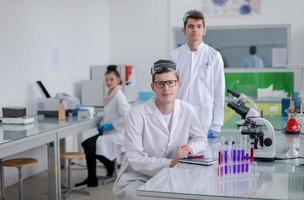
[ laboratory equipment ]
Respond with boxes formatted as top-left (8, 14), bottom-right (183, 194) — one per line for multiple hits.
top-left (1, 117), bottom-right (34, 124)
top-left (58, 99), bottom-right (66, 122)
top-left (282, 134), bottom-right (300, 157)
top-left (36, 81), bottom-right (80, 117)
top-left (2, 107), bottom-right (26, 118)
top-left (227, 89), bottom-right (257, 110)
top-left (285, 97), bottom-right (302, 134)
top-left (81, 65), bottom-right (137, 107)
top-left (1, 107), bottom-right (33, 124)
top-left (217, 139), bottom-right (256, 178)
top-left (77, 109), bottom-right (90, 121)
top-left (227, 101), bottom-right (276, 161)
top-left (286, 118), bottom-right (302, 134)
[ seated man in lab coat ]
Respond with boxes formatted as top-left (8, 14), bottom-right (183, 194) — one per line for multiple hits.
top-left (113, 59), bottom-right (208, 200)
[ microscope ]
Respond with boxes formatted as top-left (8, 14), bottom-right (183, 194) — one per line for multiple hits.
top-left (227, 89), bottom-right (258, 110)
top-left (227, 101), bottom-right (276, 161)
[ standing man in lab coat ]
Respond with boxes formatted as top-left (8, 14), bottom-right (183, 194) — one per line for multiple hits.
top-left (171, 10), bottom-right (225, 138)
top-left (113, 60), bottom-right (208, 200)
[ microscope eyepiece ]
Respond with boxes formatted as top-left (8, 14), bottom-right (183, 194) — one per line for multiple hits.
top-left (227, 101), bottom-right (249, 119)
top-left (227, 89), bottom-right (240, 98)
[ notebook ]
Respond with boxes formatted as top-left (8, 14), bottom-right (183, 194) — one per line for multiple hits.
top-left (179, 157), bottom-right (217, 166)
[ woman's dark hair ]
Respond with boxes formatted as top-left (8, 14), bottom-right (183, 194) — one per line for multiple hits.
top-left (105, 65), bottom-right (121, 78)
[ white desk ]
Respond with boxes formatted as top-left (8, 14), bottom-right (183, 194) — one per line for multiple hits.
top-left (137, 130), bottom-right (304, 200)
top-left (137, 163), bottom-right (304, 200)
top-left (0, 115), bottom-right (101, 200)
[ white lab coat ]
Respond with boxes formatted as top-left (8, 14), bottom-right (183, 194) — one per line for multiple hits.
top-left (171, 42), bottom-right (225, 133)
top-left (242, 55), bottom-right (264, 68)
top-left (96, 89), bottom-right (131, 161)
top-left (113, 98), bottom-right (208, 200)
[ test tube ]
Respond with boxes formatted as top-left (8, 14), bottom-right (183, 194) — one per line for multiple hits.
top-left (237, 144), bottom-right (241, 174)
top-left (245, 153), bottom-right (249, 173)
top-left (68, 112), bottom-right (73, 122)
top-left (232, 141), bottom-right (237, 175)
top-left (241, 148), bottom-right (245, 173)
top-left (224, 141), bottom-right (229, 175)
top-left (250, 145), bottom-right (254, 163)
top-left (250, 161), bottom-right (257, 175)
top-left (218, 150), bottom-right (223, 177)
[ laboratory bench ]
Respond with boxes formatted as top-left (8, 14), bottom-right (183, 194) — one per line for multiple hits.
top-left (0, 114), bottom-right (102, 200)
top-left (137, 116), bottom-right (304, 200)
top-left (137, 162), bottom-right (304, 200)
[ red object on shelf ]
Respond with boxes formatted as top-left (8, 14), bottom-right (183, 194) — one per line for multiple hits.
top-left (286, 117), bottom-right (301, 134)
top-left (125, 65), bottom-right (132, 82)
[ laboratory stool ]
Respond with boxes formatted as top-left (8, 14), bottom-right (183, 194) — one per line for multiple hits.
top-left (61, 152), bottom-right (90, 199)
top-left (2, 158), bottom-right (38, 200)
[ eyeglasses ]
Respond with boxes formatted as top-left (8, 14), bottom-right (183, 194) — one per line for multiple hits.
top-left (154, 80), bottom-right (178, 88)
top-left (151, 62), bottom-right (176, 75)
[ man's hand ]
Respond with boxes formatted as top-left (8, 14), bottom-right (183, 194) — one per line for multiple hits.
top-left (170, 145), bottom-right (193, 167)
top-left (180, 145), bottom-right (193, 155)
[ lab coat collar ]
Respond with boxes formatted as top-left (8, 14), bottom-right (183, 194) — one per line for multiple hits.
top-left (146, 97), bottom-right (179, 114)
top-left (186, 41), bottom-right (205, 52)
top-left (146, 98), bottom-right (180, 135)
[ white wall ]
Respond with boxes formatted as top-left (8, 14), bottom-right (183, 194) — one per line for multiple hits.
top-left (110, 0), bottom-right (170, 91)
top-left (0, 0), bottom-right (110, 114)
top-left (0, 0), bottom-right (110, 186)
top-left (110, 0), bottom-right (304, 91)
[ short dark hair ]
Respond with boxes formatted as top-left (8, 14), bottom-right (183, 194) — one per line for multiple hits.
top-left (249, 46), bottom-right (257, 55)
top-left (105, 65), bottom-right (121, 79)
top-left (152, 60), bottom-right (179, 83)
top-left (183, 10), bottom-right (205, 28)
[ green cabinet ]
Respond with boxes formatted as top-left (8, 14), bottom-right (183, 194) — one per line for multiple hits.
top-left (225, 70), bottom-right (294, 98)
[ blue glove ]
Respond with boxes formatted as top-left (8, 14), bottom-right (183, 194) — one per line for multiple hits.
top-left (207, 129), bottom-right (220, 138)
top-left (97, 123), bottom-right (113, 133)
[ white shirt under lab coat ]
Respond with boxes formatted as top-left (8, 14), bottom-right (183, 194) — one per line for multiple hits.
top-left (96, 89), bottom-right (131, 161)
top-left (113, 98), bottom-right (207, 200)
top-left (171, 42), bottom-right (225, 133)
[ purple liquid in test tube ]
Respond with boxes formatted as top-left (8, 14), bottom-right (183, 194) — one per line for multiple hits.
top-left (237, 149), bottom-right (241, 173)
top-left (224, 150), bottom-right (228, 175)
top-left (245, 153), bottom-right (249, 173)
top-left (224, 141), bottom-right (229, 175)
top-left (241, 149), bottom-right (245, 173)
top-left (218, 150), bottom-right (223, 177)
top-left (241, 149), bottom-right (245, 161)
top-left (220, 152), bottom-right (224, 177)
top-left (232, 142), bottom-right (236, 174)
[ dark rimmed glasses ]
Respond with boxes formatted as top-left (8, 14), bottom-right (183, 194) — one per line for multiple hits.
top-left (154, 80), bottom-right (178, 89)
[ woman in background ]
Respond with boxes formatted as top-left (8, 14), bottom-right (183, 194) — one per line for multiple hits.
top-left (76, 65), bottom-right (131, 187)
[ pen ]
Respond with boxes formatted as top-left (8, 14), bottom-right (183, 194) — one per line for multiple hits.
top-left (187, 154), bottom-right (205, 159)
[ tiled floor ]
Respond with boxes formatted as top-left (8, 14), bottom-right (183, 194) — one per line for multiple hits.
top-left (4, 163), bottom-right (116, 200)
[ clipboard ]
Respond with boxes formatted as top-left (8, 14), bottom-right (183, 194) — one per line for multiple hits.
top-left (179, 157), bottom-right (216, 166)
